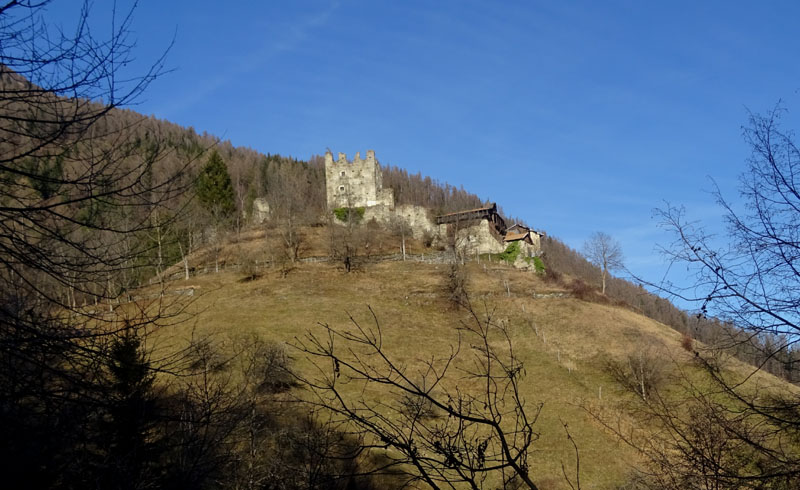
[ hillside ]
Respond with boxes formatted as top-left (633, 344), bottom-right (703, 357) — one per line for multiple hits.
top-left (5, 4), bottom-right (800, 488)
top-left (5, 65), bottom-right (794, 486)
top-left (134, 230), bottom-right (790, 489)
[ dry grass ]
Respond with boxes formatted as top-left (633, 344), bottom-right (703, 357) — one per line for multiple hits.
top-left (136, 250), bottom-right (793, 489)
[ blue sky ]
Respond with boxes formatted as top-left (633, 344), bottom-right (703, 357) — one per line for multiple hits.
top-left (43, 0), bottom-right (800, 290)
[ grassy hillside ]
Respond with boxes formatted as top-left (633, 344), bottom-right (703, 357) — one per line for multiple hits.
top-left (143, 236), bottom-right (761, 488)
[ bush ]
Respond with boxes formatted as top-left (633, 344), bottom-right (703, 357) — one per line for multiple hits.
top-left (543, 267), bottom-right (562, 284)
top-left (447, 261), bottom-right (469, 308)
top-left (533, 256), bottom-right (545, 273)
top-left (568, 278), bottom-right (595, 301)
top-left (605, 347), bottom-right (667, 401)
top-left (681, 333), bottom-right (694, 352)
top-left (524, 255), bottom-right (546, 274)
top-left (421, 230), bottom-right (435, 248)
top-left (333, 207), bottom-right (365, 223)
top-left (496, 241), bottom-right (521, 264)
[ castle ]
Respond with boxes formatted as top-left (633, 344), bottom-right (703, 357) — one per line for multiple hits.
top-left (324, 149), bottom-right (394, 209)
top-left (323, 148), bottom-right (543, 262)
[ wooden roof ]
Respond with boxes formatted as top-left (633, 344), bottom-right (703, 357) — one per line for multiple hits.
top-left (504, 232), bottom-right (529, 242)
top-left (436, 203), bottom-right (497, 218)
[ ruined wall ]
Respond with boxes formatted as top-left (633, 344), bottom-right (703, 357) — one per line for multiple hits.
top-left (364, 204), bottom-right (437, 239)
top-left (527, 233), bottom-right (542, 253)
top-left (435, 220), bottom-right (507, 256)
top-left (518, 240), bottom-right (540, 257)
top-left (325, 150), bottom-right (394, 209)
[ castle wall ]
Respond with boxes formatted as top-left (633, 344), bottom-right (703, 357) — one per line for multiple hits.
top-left (434, 220), bottom-right (507, 256)
top-left (364, 204), bottom-right (435, 238)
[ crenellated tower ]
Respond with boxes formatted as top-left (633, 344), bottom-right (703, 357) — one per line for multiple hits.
top-left (324, 149), bottom-right (394, 209)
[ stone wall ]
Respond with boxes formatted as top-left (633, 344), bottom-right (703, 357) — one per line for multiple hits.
top-left (364, 204), bottom-right (507, 255)
top-left (363, 204), bottom-right (437, 240)
top-left (518, 240), bottom-right (539, 258)
top-left (324, 149), bottom-right (394, 209)
top-left (437, 220), bottom-right (508, 256)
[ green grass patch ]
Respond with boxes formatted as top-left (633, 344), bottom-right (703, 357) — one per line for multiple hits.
top-left (525, 255), bottom-right (546, 274)
top-left (333, 206), bottom-right (365, 223)
top-left (496, 241), bottom-right (521, 264)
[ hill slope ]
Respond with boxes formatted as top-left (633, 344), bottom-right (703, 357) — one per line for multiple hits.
top-left (149, 252), bottom-right (737, 489)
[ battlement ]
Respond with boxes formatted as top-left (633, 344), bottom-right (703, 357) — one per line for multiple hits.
top-left (324, 149), bottom-right (377, 166)
top-left (324, 149), bottom-right (393, 210)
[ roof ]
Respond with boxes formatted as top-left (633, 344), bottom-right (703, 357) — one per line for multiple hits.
top-left (436, 203), bottom-right (497, 218)
top-left (504, 232), bottom-right (530, 242)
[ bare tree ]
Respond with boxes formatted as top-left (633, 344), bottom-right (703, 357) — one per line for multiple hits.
top-left (390, 214), bottom-right (412, 261)
top-left (328, 206), bottom-right (366, 273)
top-left (604, 345), bottom-right (666, 402)
top-left (0, 3), bottom-right (210, 485)
top-left (293, 305), bottom-right (555, 489)
top-left (267, 162), bottom-right (313, 266)
top-left (598, 105), bottom-right (800, 488)
top-left (582, 232), bottom-right (623, 294)
top-left (588, 352), bottom-right (800, 489)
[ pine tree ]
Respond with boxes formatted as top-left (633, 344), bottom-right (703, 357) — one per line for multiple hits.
top-left (98, 330), bottom-right (163, 490)
top-left (196, 150), bottom-right (236, 219)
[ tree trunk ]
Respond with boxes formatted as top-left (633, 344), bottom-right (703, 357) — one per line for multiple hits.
top-left (178, 242), bottom-right (190, 280)
top-left (601, 268), bottom-right (607, 295)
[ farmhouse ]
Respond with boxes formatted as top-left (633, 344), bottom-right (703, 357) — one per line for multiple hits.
top-left (503, 223), bottom-right (545, 258)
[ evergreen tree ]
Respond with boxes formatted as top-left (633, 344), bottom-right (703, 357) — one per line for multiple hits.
top-left (196, 150), bottom-right (236, 219)
top-left (97, 330), bottom-right (164, 490)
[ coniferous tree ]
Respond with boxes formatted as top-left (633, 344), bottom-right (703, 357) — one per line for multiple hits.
top-left (98, 331), bottom-right (163, 490)
top-left (196, 149), bottom-right (236, 219)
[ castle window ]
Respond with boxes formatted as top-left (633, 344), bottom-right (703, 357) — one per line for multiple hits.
top-left (340, 171), bottom-right (345, 177)
top-left (339, 186), bottom-right (345, 192)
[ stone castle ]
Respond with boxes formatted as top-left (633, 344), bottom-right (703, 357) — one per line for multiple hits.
top-left (324, 150), bottom-right (394, 209)
top-left (323, 149), bottom-right (543, 262)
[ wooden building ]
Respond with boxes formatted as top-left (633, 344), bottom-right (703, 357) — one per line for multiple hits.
top-left (435, 203), bottom-right (507, 234)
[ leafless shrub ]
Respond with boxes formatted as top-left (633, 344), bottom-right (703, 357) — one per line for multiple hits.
top-left (605, 346), bottom-right (666, 402)
top-left (446, 260), bottom-right (470, 308)
top-left (542, 267), bottom-right (563, 285)
top-left (680, 333), bottom-right (694, 352)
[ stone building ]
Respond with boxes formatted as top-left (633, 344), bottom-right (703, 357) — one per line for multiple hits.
top-left (504, 224), bottom-right (544, 257)
top-left (435, 204), bottom-right (508, 255)
top-left (324, 149), bottom-right (394, 209)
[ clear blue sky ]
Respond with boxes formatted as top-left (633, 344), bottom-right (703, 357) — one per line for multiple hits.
top-left (42, 0), bottom-right (800, 288)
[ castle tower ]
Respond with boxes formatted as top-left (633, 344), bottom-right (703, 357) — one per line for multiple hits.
top-left (324, 149), bottom-right (393, 209)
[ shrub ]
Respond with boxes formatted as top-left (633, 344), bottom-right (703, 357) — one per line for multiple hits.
top-left (568, 278), bottom-right (595, 301)
top-left (605, 347), bottom-right (667, 401)
top-left (497, 241), bottom-right (521, 264)
top-left (399, 393), bottom-right (437, 420)
top-left (447, 261), bottom-right (469, 308)
top-left (533, 256), bottom-right (545, 273)
top-left (681, 333), bottom-right (694, 352)
top-left (543, 267), bottom-right (562, 284)
top-left (421, 230), bottom-right (435, 248)
top-left (333, 207), bottom-right (365, 223)
top-left (530, 256), bottom-right (546, 274)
